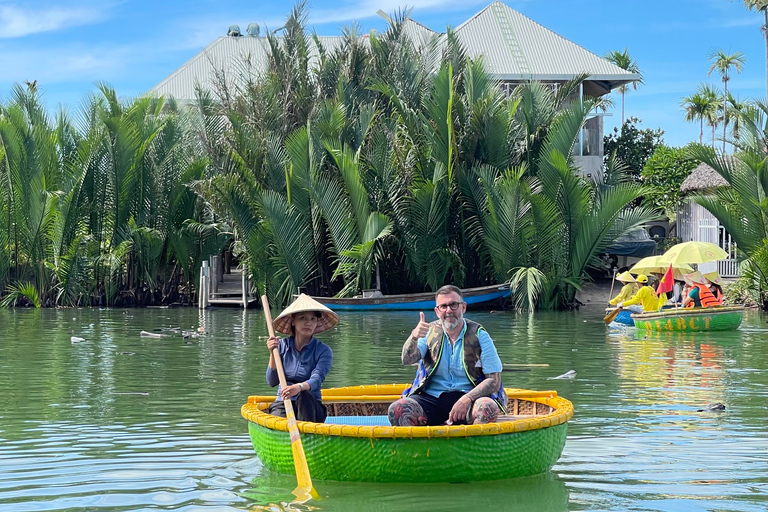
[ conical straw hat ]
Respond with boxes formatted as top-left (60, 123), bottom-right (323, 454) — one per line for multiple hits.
top-left (273, 293), bottom-right (339, 335)
top-left (683, 271), bottom-right (707, 285)
top-left (616, 271), bottom-right (636, 283)
top-left (703, 271), bottom-right (722, 285)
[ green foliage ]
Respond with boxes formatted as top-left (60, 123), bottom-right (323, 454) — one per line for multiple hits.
top-left (0, 282), bottom-right (41, 308)
top-left (641, 144), bottom-right (698, 217)
top-left (686, 102), bottom-right (768, 310)
top-left (0, 3), bottom-right (662, 311)
top-left (603, 117), bottom-right (664, 177)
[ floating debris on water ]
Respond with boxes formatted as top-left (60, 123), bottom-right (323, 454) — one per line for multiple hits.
top-left (548, 370), bottom-right (577, 380)
top-left (697, 403), bottom-right (726, 412)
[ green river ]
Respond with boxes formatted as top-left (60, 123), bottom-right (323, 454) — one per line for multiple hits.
top-left (0, 307), bottom-right (766, 511)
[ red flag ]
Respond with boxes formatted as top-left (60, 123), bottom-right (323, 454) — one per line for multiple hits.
top-left (656, 264), bottom-right (674, 295)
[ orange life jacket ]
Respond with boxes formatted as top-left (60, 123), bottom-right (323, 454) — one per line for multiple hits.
top-left (693, 283), bottom-right (719, 308)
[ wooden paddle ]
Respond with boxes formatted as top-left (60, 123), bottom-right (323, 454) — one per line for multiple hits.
top-left (261, 295), bottom-right (318, 502)
top-left (608, 269), bottom-right (617, 302)
top-left (603, 307), bottom-right (622, 324)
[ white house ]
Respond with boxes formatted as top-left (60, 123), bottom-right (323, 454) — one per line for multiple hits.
top-left (678, 161), bottom-right (739, 277)
top-left (151, 2), bottom-right (640, 176)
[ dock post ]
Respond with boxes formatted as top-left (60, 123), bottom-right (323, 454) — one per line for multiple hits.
top-left (201, 260), bottom-right (210, 309)
top-left (198, 265), bottom-right (204, 309)
top-left (242, 270), bottom-right (247, 309)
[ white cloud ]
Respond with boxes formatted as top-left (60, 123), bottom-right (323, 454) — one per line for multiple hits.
top-left (0, 4), bottom-right (107, 38)
top-left (309, 0), bottom-right (488, 26)
top-left (0, 43), bottom-right (132, 83)
top-left (171, 0), bottom-right (491, 51)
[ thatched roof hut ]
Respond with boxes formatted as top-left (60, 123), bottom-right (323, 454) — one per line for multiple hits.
top-left (680, 161), bottom-right (730, 192)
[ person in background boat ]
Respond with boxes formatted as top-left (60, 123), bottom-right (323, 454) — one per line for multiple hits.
top-left (388, 285), bottom-right (507, 427)
top-left (265, 294), bottom-right (336, 423)
top-left (703, 271), bottom-right (724, 305)
top-left (616, 274), bottom-right (662, 313)
top-left (682, 271), bottom-right (719, 308)
top-left (671, 279), bottom-right (685, 304)
top-left (609, 272), bottom-right (638, 306)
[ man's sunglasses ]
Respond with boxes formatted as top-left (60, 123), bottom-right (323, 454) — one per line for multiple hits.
top-left (435, 301), bottom-right (463, 312)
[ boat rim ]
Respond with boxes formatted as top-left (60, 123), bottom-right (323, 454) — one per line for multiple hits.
top-left (631, 305), bottom-right (744, 320)
top-left (241, 384), bottom-right (574, 439)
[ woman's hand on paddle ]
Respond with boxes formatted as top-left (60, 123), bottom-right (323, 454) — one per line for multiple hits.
top-left (412, 312), bottom-right (430, 339)
top-left (281, 384), bottom-right (301, 400)
top-left (266, 336), bottom-right (279, 351)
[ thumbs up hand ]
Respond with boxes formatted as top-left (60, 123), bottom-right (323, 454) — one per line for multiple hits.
top-left (411, 311), bottom-right (431, 339)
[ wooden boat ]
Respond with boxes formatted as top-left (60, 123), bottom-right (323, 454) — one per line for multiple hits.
top-left (241, 383), bottom-right (573, 483)
top-left (309, 284), bottom-right (510, 311)
top-left (605, 307), bottom-right (634, 326)
top-left (631, 305), bottom-right (744, 332)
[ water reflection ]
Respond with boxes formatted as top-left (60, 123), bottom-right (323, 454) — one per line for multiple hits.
top-left (242, 472), bottom-right (568, 512)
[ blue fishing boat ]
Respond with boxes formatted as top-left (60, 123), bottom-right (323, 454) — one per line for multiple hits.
top-left (310, 284), bottom-right (510, 311)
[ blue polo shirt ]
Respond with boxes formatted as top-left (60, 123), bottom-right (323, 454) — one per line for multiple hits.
top-left (416, 320), bottom-right (503, 398)
top-left (266, 336), bottom-right (332, 401)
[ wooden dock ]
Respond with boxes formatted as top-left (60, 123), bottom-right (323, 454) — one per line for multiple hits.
top-left (199, 258), bottom-right (257, 309)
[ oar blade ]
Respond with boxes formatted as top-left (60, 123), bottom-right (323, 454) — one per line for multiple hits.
top-left (603, 308), bottom-right (621, 324)
top-left (289, 434), bottom-right (313, 490)
top-left (291, 484), bottom-right (319, 503)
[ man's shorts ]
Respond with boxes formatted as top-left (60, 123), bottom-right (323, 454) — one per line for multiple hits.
top-left (409, 391), bottom-right (468, 426)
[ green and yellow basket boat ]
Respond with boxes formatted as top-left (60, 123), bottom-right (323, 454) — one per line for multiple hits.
top-left (631, 305), bottom-right (744, 332)
top-left (241, 384), bottom-right (573, 483)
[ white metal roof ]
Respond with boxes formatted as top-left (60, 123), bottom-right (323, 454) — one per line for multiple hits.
top-left (448, 2), bottom-right (639, 83)
top-left (151, 1), bottom-right (639, 100)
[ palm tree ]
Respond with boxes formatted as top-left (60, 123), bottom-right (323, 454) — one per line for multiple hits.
top-left (708, 49), bottom-right (746, 154)
top-left (681, 84), bottom-right (720, 145)
top-left (743, 0), bottom-right (768, 100)
top-left (681, 92), bottom-right (709, 144)
top-left (725, 93), bottom-right (750, 148)
top-left (603, 48), bottom-right (643, 124)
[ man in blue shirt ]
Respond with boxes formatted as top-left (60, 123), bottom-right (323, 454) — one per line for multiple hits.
top-left (388, 285), bottom-right (506, 426)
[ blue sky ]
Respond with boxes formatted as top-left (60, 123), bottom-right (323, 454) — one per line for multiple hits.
top-left (1, 0), bottom-right (764, 147)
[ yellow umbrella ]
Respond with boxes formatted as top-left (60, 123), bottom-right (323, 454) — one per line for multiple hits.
top-left (660, 241), bottom-right (728, 265)
top-left (629, 255), bottom-right (693, 279)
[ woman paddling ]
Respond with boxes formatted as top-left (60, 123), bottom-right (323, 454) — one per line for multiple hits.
top-left (266, 294), bottom-right (338, 423)
top-left (609, 271), bottom-right (638, 306)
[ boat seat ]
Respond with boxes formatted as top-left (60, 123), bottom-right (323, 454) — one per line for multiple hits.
top-left (325, 415), bottom-right (390, 426)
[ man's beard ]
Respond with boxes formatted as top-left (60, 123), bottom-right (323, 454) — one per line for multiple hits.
top-left (441, 314), bottom-right (462, 330)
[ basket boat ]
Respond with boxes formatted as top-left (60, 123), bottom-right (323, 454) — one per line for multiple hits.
top-left (605, 307), bottom-right (634, 326)
top-left (631, 305), bottom-right (744, 332)
top-left (241, 384), bottom-right (573, 483)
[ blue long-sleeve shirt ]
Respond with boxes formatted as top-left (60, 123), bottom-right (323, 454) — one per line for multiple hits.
top-left (266, 336), bottom-right (332, 401)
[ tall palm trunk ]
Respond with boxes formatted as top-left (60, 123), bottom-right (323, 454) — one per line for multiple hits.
top-left (722, 76), bottom-right (728, 154)
top-left (699, 117), bottom-right (704, 144)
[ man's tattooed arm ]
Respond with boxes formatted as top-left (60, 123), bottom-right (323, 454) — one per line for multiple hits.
top-left (401, 335), bottom-right (422, 365)
top-left (465, 372), bottom-right (501, 401)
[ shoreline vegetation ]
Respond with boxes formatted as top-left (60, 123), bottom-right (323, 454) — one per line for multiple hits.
top-left (0, 4), bottom-right (765, 311)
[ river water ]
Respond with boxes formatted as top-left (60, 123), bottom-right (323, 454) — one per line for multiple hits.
top-left (0, 306), bottom-right (765, 511)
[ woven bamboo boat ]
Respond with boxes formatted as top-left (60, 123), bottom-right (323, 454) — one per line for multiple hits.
top-left (241, 384), bottom-right (573, 483)
top-left (631, 305), bottom-right (744, 332)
